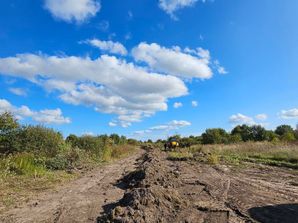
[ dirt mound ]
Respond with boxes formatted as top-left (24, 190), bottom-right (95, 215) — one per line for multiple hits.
top-left (99, 150), bottom-right (232, 223)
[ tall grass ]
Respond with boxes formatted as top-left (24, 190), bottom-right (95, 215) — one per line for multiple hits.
top-left (190, 142), bottom-right (298, 168)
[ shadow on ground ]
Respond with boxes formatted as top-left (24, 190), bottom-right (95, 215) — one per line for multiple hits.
top-left (248, 203), bottom-right (298, 223)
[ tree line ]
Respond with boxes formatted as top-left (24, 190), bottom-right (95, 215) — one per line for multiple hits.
top-left (150, 124), bottom-right (298, 146)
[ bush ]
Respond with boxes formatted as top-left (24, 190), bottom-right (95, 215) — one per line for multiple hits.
top-left (45, 155), bottom-right (69, 170)
top-left (19, 125), bottom-right (65, 157)
top-left (0, 112), bottom-right (21, 154)
top-left (202, 128), bottom-right (229, 144)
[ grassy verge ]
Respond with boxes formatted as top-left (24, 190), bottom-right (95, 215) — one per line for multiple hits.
top-left (0, 145), bottom-right (137, 212)
top-left (166, 142), bottom-right (298, 168)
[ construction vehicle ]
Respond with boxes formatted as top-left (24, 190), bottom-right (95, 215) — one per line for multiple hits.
top-left (164, 138), bottom-right (179, 151)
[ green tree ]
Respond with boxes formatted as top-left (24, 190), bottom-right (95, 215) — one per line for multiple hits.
top-left (202, 128), bottom-right (229, 144)
top-left (281, 132), bottom-right (296, 142)
top-left (250, 125), bottom-right (267, 141)
top-left (231, 125), bottom-right (253, 142)
top-left (0, 112), bottom-right (21, 154)
top-left (275, 125), bottom-right (294, 136)
top-left (19, 125), bottom-right (65, 157)
top-left (66, 134), bottom-right (79, 147)
top-left (264, 130), bottom-right (279, 142)
top-left (110, 134), bottom-right (121, 145)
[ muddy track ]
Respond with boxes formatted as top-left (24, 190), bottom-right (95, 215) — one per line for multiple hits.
top-left (100, 149), bottom-right (298, 223)
top-left (1, 148), bottom-right (298, 223)
top-left (0, 151), bottom-right (143, 223)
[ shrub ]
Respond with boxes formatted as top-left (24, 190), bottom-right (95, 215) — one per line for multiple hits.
top-left (45, 155), bottom-right (69, 170)
top-left (202, 128), bottom-right (229, 144)
top-left (19, 125), bottom-right (65, 157)
top-left (0, 112), bottom-right (21, 154)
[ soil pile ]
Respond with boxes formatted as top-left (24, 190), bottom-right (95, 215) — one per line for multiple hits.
top-left (100, 149), bottom-right (234, 223)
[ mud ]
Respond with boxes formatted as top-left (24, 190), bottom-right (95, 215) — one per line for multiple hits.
top-left (100, 149), bottom-right (298, 223)
top-left (1, 148), bottom-right (298, 223)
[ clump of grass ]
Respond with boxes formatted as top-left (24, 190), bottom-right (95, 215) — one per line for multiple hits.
top-left (0, 153), bottom-right (46, 177)
top-left (206, 153), bottom-right (219, 165)
top-left (168, 151), bottom-right (193, 161)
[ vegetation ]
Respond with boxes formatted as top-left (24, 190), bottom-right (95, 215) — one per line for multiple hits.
top-left (158, 124), bottom-right (298, 147)
top-left (0, 112), bottom-right (139, 211)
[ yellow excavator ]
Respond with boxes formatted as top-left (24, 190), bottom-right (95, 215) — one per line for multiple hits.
top-left (164, 138), bottom-right (179, 151)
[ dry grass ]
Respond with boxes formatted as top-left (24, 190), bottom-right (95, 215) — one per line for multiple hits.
top-left (0, 145), bottom-right (139, 212)
top-left (190, 142), bottom-right (298, 168)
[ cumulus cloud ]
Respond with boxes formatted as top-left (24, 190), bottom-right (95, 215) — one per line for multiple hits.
top-left (159, 0), bottom-right (200, 19)
top-left (0, 53), bottom-right (187, 127)
top-left (44, 0), bottom-right (100, 23)
top-left (0, 41), bottom-right (223, 127)
top-left (134, 120), bottom-right (191, 135)
top-left (83, 39), bottom-right (127, 55)
top-left (255, 113), bottom-right (268, 121)
top-left (132, 43), bottom-right (212, 79)
top-left (229, 113), bottom-right (270, 127)
top-left (0, 98), bottom-right (70, 124)
top-left (173, 102), bottom-right (183, 108)
top-left (191, 100), bottom-right (198, 107)
top-left (8, 87), bottom-right (27, 96)
top-left (279, 108), bottom-right (298, 119)
top-left (229, 113), bottom-right (255, 125)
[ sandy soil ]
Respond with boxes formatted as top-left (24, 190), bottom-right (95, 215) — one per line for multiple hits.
top-left (1, 148), bottom-right (298, 223)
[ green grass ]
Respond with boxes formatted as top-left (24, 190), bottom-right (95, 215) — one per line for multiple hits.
top-left (0, 145), bottom-right (138, 212)
top-left (189, 142), bottom-right (298, 168)
top-left (168, 151), bottom-right (193, 161)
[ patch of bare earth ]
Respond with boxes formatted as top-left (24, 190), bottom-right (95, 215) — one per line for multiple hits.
top-left (101, 149), bottom-right (298, 223)
top-left (0, 150), bottom-right (143, 223)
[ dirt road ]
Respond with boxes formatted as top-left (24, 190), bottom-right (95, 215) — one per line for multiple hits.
top-left (0, 151), bottom-right (143, 223)
top-left (101, 149), bottom-right (298, 223)
top-left (1, 148), bottom-right (298, 223)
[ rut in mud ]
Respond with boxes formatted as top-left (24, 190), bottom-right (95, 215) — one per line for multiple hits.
top-left (100, 148), bottom-right (298, 223)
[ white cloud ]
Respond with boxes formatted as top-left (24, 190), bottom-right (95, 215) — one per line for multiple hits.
top-left (255, 113), bottom-right (268, 121)
top-left (8, 87), bottom-right (27, 96)
top-left (0, 99), bottom-right (70, 124)
top-left (108, 121), bottom-right (117, 127)
top-left (82, 131), bottom-right (95, 136)
top-left (44, 0), bottom-right (100, 23)
top-left (279, 108), bottom-right (298, 119)
top-left (159, 0), bottom-right (199, 19)
top-left (173, 102), bottom-right (183, 108)
top-left (213, 60), bottom-right (228, 74)
top-left (0, 53), bottom-right (187, 127)
top-left (134, 120), bottom-right (191, 136)
top-left (229, 113), bottom-right (255, 125)
top-left (84, 39), bottom-right (127, 55)
top-left (191, 100), bottom-right (198, 107)
top-left (132, 43), bottom-right (212, 79)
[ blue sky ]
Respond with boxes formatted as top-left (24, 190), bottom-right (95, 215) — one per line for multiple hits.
top-left (0, 0), bottom-right (297, 140)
